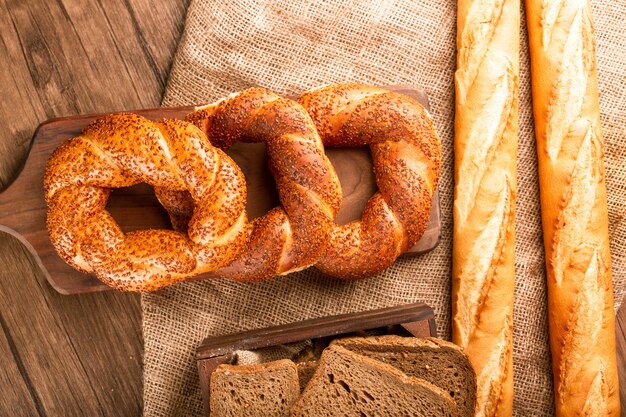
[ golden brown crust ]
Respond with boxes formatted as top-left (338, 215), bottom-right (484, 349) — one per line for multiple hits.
top-left (525, 0), bottom-right (620, 415)
top-left (451, 0), bottom-right (518, 416)
top-left (171, 84), bottom-right (440, 281)
top-left (298, 84), bottom-right (441, 279)
top-left (183, 88), bottom-right (343, 282)
top-left (44, 113), bottom-right (248, 292)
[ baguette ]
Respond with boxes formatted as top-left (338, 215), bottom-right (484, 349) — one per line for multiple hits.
top-left (452, 0), bottom-right (519, 416)
top-left (525, 0), bottom-right (620, 415)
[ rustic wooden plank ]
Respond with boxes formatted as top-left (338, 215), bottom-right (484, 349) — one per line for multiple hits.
top-left (0, 0), bottom-right (188, 188)
top-left (196, 303), bottom-right (436, 359)
top-left (0, 0), bottom-right (48, 188)
top-left (0, 234), bottom-right (116, 416)
top-left (0, 0), bottom-right (187, 415)
top-left (100, 0), bottom-right (189, 91)
top-left (46, 292), bottom-right (143, 416)
top-left (0, 313), bottom-right (42, 417)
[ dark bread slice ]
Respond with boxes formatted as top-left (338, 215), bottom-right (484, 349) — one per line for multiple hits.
top-left (332, 336), bottom-right (476, 417)
top-left (291, 345), bottom-right (458, 417)
top-left (296, 361), bottom-right (317, 392)
top-left (210, 359), bottom-right (299, 417)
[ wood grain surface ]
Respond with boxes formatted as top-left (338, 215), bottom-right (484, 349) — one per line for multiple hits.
top-left (0, 0), bottom-right (623, 415)
top-left (0, 86), bottom-right (440, 294)
top-left (0, 0), bottom-right (187, 415)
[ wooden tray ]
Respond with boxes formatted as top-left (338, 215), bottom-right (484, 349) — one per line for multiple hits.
top-left (0, 85), bottom-right (441, 294)
top-left (196, 302), bottom-right (437, 416)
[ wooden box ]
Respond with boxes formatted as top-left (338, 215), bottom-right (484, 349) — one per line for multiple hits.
top-left (195, 302), bottom-right (437, 415)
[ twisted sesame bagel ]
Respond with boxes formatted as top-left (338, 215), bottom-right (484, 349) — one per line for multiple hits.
top-left (297, 84), bottom-right (441, 279)
top-left (44, 113), bottom-right (248, 291)
top-left (173, 85), bottom-right (441, 280)
top-left (181, 88), bottom-right (342, 282)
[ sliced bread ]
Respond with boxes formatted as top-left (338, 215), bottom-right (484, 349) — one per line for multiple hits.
top-left (210, 359), bottom-right (299, 417)
top-left (296, 361), bottom-right (318, 392)
top-left (331, 336), bottom-right (476, 417)
top-left (291, 345), bottom-right (459, 416)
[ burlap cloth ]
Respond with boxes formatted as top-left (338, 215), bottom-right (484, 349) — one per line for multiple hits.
top-left (142, 1), bottom-right (626, 416)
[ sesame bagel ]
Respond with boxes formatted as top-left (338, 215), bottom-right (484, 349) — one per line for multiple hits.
top-left (173, 84), bottom-right (441, 280)
top-left (44, 113), bottom-right (248, 291)
top-left (298, 84), bottom-right (441, 279)
top-left (182, 88), bottom-right (343, 282)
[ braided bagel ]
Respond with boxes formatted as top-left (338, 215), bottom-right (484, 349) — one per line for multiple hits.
top-left (181, 88), bottom-right (342, 282)
top-left (44, 113), bottom-right (248, 291)
top-left (297, 84), bottom-right (441, 279)
top-left (175, 84), bottom-right (440, 280)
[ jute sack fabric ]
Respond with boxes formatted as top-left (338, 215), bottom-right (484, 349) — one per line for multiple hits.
top-left (142, 1), bottom-right (626, 416)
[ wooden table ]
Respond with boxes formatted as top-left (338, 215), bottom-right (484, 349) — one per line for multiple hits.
top-left (0, 0), bottom-right (624, 415)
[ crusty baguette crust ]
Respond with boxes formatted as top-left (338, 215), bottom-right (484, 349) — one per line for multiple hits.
top-left (452, 0), bottom-right (519, 416)
top-left (525, 0), bottom-right (620, 415)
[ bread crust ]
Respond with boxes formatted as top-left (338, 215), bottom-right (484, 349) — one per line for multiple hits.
top-left (210, 359), bottom-right (299, 417)
top-left (298, 84), bottom-right (441, 279)
top-left (451, 0), bottom-right (519, 415)
top-left (292, 345), bottom-right (458, 416)
top-left (331, 336), bottom-right (477, 417)
top-left (184, 88), bottom-right (343, 281)
top-left (44, 114), bottom-right (248, 291)
top-left (181, 84), bottom-right (441, 281)
top-left (525, 0), bottom-right (620, 415)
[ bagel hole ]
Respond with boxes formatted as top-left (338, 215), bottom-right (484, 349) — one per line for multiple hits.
top-left (104, 142), bottom-right (282, 231)
top-left (226, 142), bottom-right (280, 220)
top-left (106, 183), bottom-right (172, 232)
top-left (104, 144), bottom-right (378, 231)
top-left (325, 147), bottom-right (377, 225)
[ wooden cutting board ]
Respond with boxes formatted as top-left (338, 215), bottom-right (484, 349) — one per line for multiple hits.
top-left (0, 85), bottom-right (441, 294)
top-left (196, 302), bottom-right (437, 416)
